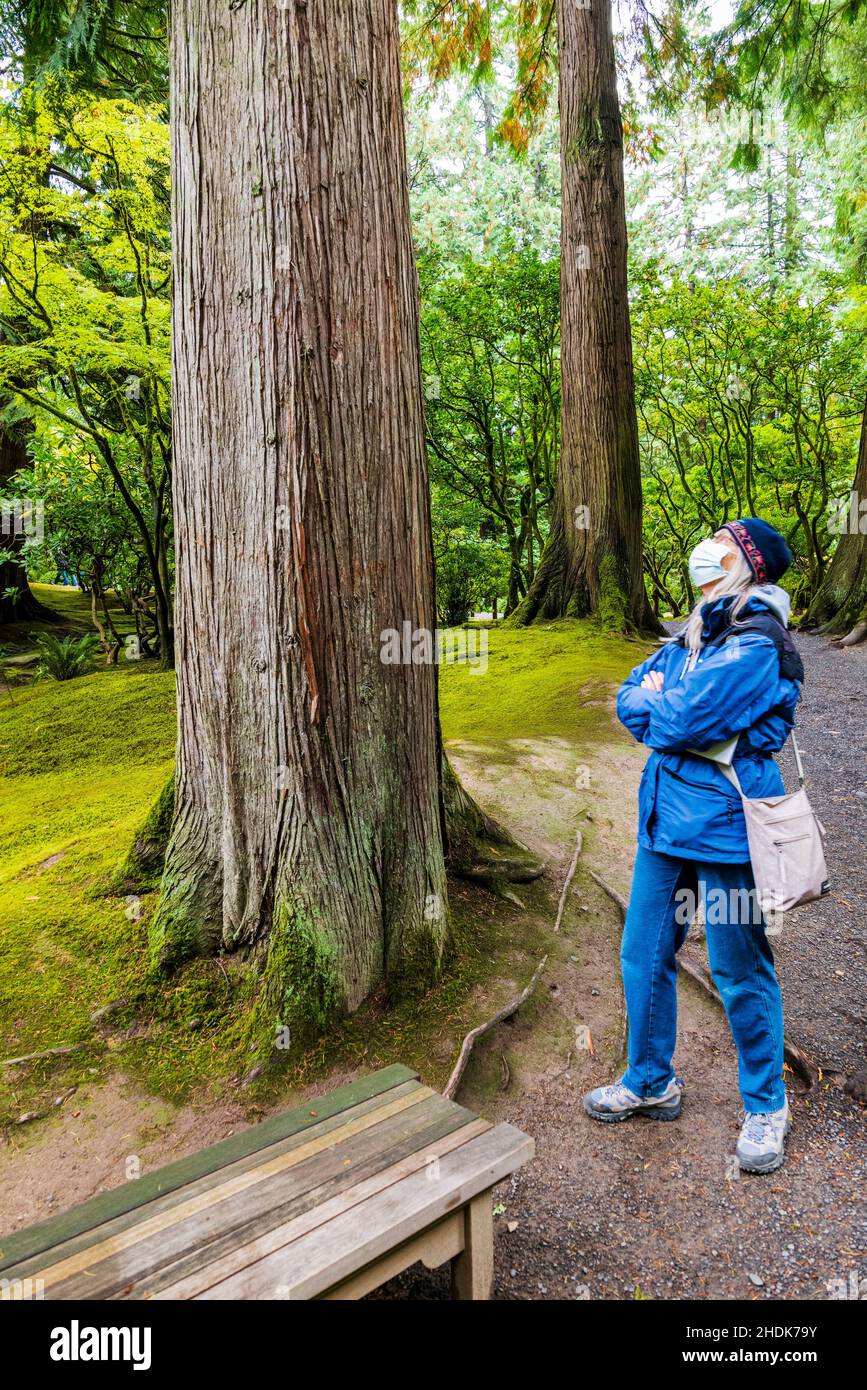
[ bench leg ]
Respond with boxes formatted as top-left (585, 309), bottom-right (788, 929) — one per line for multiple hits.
top-left (450, 1191), bottom-right (494, 1300)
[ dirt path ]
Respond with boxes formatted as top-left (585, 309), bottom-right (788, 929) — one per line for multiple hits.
top-left (773, 631), bottom-right (867, 1079)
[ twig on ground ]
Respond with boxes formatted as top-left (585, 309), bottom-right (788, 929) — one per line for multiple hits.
top-left (554, 830), bottom-right (583, 932)
top-left (444, 953), bottom-right (548, 1100)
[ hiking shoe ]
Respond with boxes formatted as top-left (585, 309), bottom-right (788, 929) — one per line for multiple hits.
top-left (583, 1074), bottom-right (683, 1123)
top-left (736, 1102), bottom-right (791, 1173)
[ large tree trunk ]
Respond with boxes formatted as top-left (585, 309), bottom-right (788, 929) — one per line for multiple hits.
top-left (511, 0), bottom-right (658, 632)
top-left (806, 394), bottom-right (867, 645)
top-left (0, 425), bottom-right (57, 625)
top-left (156, 0), bottom-right (450, 1034)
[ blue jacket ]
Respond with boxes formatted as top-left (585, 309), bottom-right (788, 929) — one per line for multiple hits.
top-left (616, 587), bottom-right (802, 862)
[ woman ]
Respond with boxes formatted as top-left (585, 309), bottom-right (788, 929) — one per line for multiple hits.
top-left (583, 517), bottom-right (803, 1174)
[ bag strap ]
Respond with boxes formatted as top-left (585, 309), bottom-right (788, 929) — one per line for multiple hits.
top-left (790, 728), bottom-right (806, 788)
top-left (714, 727), bottom-right (805, 794)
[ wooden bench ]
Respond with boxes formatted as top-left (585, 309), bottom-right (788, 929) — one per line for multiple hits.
top-left (0, 1064), bottom-right (534, 1300)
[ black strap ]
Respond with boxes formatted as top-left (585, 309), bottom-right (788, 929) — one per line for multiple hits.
top-left (674, 610), bottom-right (804, 684)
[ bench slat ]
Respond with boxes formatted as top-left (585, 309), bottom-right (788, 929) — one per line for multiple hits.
top-left (193, 1122), bottom-right (534, 1300)
top-left (0, 1063), bottom-right (418, 1275)
top-left (127, 1105), bottom-right (486, 1299)
top-left (153, 1115), bottom-right (493, 1300)
top-left (10, 1083), bottom-right (446, 1297)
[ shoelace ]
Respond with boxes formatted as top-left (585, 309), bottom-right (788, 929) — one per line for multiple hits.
top-left (605, 1083), bottom-right (638, 1105)
top-left (742, 1112), bottom-right (777, 1144)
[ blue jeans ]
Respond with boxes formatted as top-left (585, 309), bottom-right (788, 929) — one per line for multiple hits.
top-left (620, 845), bottom-right (786, 1113)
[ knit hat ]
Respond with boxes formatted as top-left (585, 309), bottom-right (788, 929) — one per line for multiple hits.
top-left (719, 517), bottom-right (793, 585)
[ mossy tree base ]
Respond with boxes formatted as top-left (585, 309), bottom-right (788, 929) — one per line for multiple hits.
top-left (506, 511), bottom-right (662, 636)
top-left (804, 393), bottom-right (867, 646)
top-left (442, 755), bottom-right (544, 893)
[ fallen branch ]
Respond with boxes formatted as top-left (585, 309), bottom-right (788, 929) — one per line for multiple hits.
top-left (444, 954), bottom-right (548, 1100)
top-left (589, 868), bottom-right (627, 917)
top-left (554, 830), bottom-right (583, 932)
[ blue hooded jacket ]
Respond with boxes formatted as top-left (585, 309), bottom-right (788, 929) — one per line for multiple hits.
top-left (616, 586), bottom-right (803, 862)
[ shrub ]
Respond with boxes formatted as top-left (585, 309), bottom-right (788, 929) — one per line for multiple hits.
top-left (34, 632), bottom-right (101, 681)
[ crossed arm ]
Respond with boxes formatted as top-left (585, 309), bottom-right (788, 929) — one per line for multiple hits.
top-left (616, 636), bottom-right (784, 752)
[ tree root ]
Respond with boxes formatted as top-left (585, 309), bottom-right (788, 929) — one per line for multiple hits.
top-left (554, 830), bottom-right (583, 932)
top-left (442, 754), bottom-right (545, 890)
top-left (443, 953), bottom-right (548, 1100)
top-left (829, 618), bottom-right (867, 648)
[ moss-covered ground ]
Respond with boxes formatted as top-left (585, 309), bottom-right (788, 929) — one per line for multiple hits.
top-left (0, 593), bottom-right (650, 1130)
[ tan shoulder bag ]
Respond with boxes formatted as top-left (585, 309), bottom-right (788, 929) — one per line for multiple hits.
top-left (715, 731), bottom-right (830, 917)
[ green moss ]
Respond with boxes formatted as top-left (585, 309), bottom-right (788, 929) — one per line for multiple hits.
top-left (438, 618), bottom-right (641, 744)
top-left (248, 902), bottom-right (342, 1055)
top-left (595, 553), bottom-right (630, 632)
top-left (112, 773), bottom-right (175, 893)
top-left (386, 919), bottom-right (444, 1005)
top-left (1, 600), bottom-right (650, 1122)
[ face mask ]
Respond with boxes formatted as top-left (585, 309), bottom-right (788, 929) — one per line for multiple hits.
top-left (688, 538), bottom-right (730, 589)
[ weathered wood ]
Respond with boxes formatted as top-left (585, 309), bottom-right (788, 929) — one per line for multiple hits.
top-left (451, 1191), bottom-right (494, 1300)
top-left (11, 1084), bottom-right (439, 1297)
top-left (3, 1065), bottom-right (534, 1302)
top-left (132, 1104), bottom-right (483, 1300)
top-left (0, 1063), bottom-right (417, 1271)
top-left (193, 1123), bottom-right (534, 1300)
top-left (154, 1117), bottom-right (492, 1300)
top-left (320, 1213), bottom-right (464, 1300)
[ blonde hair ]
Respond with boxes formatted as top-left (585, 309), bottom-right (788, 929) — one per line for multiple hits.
top-left (683, 540), bottom-right (759, 665)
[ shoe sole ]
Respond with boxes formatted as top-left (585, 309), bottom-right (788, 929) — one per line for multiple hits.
top-left (583, 1097), bottom-right (682, 1124)
top-left (737, 1119), bottom-right (792, 1174)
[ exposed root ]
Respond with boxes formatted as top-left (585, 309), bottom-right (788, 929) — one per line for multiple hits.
top-left (829, 619), bottom-right (867, 648)
top-left (443, 753), bottom-right (545, 890)
top-left (554, 830), bottom-right (583, 932)
top-left (444, 953), bottom-right (548, 1100)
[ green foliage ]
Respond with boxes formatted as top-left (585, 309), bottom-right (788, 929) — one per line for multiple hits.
top-left (0, 83), bottom-right (174, 659)
top-left (421, 244), bottom-right (559, 614)
top-left (0, 0), bottom-right (168, 103)
top-left (34, 629), bottom-right (100, 679)
top-left (632, 270), bottom-right (866, 615)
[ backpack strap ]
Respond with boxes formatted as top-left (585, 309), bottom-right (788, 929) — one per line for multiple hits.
top-left (673, 608), bottom-right (804, 685)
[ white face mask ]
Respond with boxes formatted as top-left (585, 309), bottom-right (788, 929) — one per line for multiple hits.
top-left (688, 538), bottom-right (731, 589)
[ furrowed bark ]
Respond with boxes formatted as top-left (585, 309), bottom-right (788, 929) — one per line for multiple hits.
top-left (155, 0), bottom-right (449, 1033)
top-left (510, 1), bottom-right (659, 634)
top-left (806, 393), bottom-right (867, 645)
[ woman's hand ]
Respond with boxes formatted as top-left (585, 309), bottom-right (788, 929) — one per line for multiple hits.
top-left (641, 671), bottom-right (664, 691)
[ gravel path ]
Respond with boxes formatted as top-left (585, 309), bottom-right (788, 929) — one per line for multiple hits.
top-left (774, 630), bottom-right (867, 1081)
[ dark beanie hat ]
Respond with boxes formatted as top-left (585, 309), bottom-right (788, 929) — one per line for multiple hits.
top-left (719, 517), bottom-right (792, 585)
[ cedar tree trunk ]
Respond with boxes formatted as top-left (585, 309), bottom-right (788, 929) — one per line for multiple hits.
top-left (155, 0), bottom-right (450, 1030)
top-left (512, 0), bottom-right (658, 632)
top-left (806, 393), bottom-right (867, 645)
